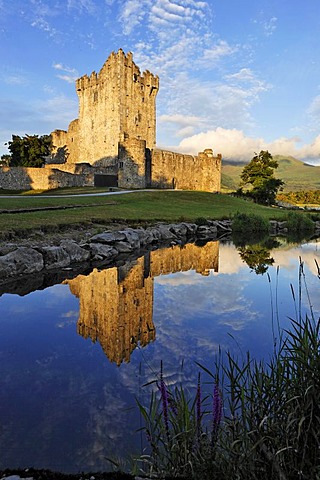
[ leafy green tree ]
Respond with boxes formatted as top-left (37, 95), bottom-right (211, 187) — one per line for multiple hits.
top-left (238, 243), bottom-right (275, 275)
top-left (1, 134), bottom-right (52, 167)
top-left (240, 150), bottom-right (284, 205)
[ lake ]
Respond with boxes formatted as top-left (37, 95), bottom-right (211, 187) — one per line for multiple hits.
top-left (0, 237), bottom-right (319, 473)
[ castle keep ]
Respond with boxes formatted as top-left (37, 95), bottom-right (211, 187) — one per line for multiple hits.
top-left (0, 49), bottom-right (221, 191)
top-left (52, 49), bottom-right (158, 166)
top-left (51, 49), bottom-right (221, 192)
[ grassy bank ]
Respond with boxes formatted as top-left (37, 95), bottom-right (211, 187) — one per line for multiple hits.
top-left (0, 189), bottom-right (299, 235)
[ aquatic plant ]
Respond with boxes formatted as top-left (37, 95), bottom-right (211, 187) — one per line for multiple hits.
top-left (136, 261), bottom-right (320, 479)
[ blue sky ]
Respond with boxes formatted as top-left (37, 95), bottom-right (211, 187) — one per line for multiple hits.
top-left (1, 0), bottom-right (320, 164)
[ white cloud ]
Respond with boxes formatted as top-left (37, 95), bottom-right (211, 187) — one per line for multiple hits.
top-left (177, 128), bottom-right (260, 160)
top-left (252, 13), bottom-right (278, 37)
top-left (297, 135), bottom-right (320, 161)
top-left (263, 16), bottom-right (277, 36)
top-left (307, 95), bottom-right (320, 119)
top-left (0, 93), bottom-right (78, 156)
top-left (155, 69), bottom-right (270, 147)
top-left (67, 0), bottom-right (97, 14)
top-left (0, 68), bottom-right (29, 86)
top-left (202, 40), bottom-right (238, 63)
top-left (119, 0), bottom-right (150, 35)
top-left (37, 94), bottom-right (78, 125)
top-left (174, 127), bottom-right (320, 164)
top-left (53, 63), bottom-right (79, 84)
top-left (119, 1), bottom-right (265, 146)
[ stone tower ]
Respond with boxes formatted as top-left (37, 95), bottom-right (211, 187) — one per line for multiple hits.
top-left (71, 49), bottom-right (159, 165)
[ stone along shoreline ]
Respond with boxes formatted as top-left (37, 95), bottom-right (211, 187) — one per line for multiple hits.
top-left (1, 218), bottom-right (319, 291)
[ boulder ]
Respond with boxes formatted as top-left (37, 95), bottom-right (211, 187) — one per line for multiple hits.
top-left (168, 223), bottom-right (188, 237)
top-left (181, 223), bottom-right (198, 236)
top-left (118, 228), bottom-right (141, 249)
top-left (277, 221), bottom-right (288, 230)
top-left (0, 243), bottom-right (20, 256)
top-left (88, 243), bottom-right (118, 260)
top-left (215, 220), bottom-right (233, 232)
top-left (39, 246), bottom-right (70, 270)
top-left (154, 224), bottom-right (177, 241)
top-left (146, 227), bottom-right (162, 243)
top-left (113, 241), bottom-right (134, 253)
top-left (135, 228), bottom-right (154, 246)
top-left (60, 240), bottom-right (91, 263)
top-left (90, 231), bottom-right (127, 244)
top-left (0, 247), bottom-right (44, 280)
top-left (196, 225), bottom-right (218, 238)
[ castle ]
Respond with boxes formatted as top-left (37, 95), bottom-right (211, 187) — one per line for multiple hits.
top-left (0, 49), bottom-right (222, 191)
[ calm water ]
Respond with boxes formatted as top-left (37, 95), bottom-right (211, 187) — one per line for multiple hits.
top-left (0, 238), bottom-right (319, 472)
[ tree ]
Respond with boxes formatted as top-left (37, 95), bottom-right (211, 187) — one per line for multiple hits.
top-left (238, 243), bottom-right (275, 275)
top-left (240, 150), bottom-right (284, 205)
top-left (1, 134), bottom-right (52, 167)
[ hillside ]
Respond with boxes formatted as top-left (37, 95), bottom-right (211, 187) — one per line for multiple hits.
top-left (222, 155), bottom-right (320, 192)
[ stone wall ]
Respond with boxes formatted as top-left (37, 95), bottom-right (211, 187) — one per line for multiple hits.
top-left (0, 166), bottom-right (87, 190)
top-left (118, 136), bottom-right (147, 188)
top-left (151, 148), bottom-right (222, 192)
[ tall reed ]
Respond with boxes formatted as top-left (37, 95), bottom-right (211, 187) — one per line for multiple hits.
top-left (136, 261), bottom-right (320, 479)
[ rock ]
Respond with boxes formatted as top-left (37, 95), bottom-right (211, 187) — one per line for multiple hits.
top-left (196, 225), bottom-right (217, 237)
top-left (89, 231), bottom-right (126, 244)
top-left (113, 241), bottom-right (134, 253)
top-left (277, 221), bottom-right (288, 230)
top-left (181, 222), bottom-right (198, 236)
top-left (118, 228), bottom-right (141, 249)
top-left (146, 227), bottom-right (162, 243)
top-left (215, 220), bottom-right (232, 232)
top-left (2, 476), bottom-right (33, 480)
top-left (60, 240), bottom-right (91, 263)
top-left (0, 247), bottom-right (44, 280)
top-left (38, 246), bottom-right (70, 270)
top-left (135, 228), bottom-right (154, 246)
top-left (168, 223), bottom-right (188, 237)
top-left (154, 224), bottom-right (177, 241)
top-left (0, 243), bottom-right (19, 256)
top-left (89, 243), bottom-right (118, 260)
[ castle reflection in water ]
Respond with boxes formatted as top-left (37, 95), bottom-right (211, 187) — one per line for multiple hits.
top-left (65, 241), bottom-right (219, 365)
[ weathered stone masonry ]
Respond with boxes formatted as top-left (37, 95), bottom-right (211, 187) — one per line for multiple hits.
top-left (0, 49), bottom-right (222, 191)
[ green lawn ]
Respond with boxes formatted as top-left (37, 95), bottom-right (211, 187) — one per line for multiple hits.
top-left (0, 189), bottom-right (294, 235)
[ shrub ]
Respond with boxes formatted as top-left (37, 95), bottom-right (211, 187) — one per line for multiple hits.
top-left (232, 212), bottom-right (269, 234)
top-left (195, 217), bottom-right (209, 226)
top-left (285, 212), bottom-right (315, 232)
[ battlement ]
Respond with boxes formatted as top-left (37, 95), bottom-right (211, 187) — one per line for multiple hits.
top-left (76, 49), bottom-right (159, 96)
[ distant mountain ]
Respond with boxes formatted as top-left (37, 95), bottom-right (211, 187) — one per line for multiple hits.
top-left (221, 155), bottom-right (320, 192)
